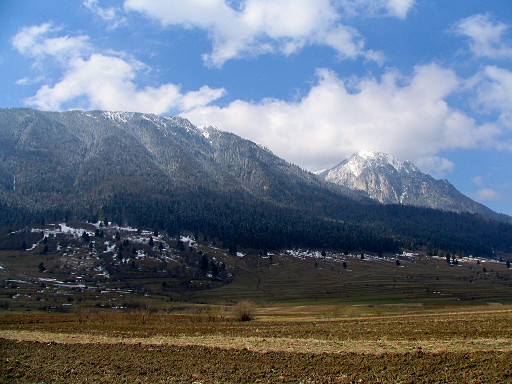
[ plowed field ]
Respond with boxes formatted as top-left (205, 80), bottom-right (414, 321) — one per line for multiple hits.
top-left (1, 305), bottom-right (512, 383)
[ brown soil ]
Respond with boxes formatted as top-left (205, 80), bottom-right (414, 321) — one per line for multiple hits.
top-left (1, 306), bottom-right (512, 383)
top-left (2, 339), bottom-right (512, 383)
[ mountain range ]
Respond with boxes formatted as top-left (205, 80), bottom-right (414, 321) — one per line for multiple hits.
top-left (1, 108), bottom-right (511, 257)
top-left (317, 151), bottom-right (508, 223)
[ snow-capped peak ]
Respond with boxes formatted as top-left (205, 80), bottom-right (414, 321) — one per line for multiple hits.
top-left (319, 150), bottom-right (490, 215)
top-left (351, 151), bottom-right (409, 175)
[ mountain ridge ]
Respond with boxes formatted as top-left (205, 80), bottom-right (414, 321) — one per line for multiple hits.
top-left (1, 108), bottom-right (511, 256)
top-left (318, 150), bottom-right (510, 224)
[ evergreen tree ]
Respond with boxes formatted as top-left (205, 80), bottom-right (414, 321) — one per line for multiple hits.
top-left (211, 263), bottom-right (219, 277)
top-left (200, 254), bottom-right (209, 274)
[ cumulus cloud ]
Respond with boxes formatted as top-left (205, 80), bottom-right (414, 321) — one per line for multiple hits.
top-left (26, 54), bottom-right (225, 113)
top-left (473, 66), bottom-right (512, 130)
top-left (415, 157), bottom-right (454, 178)
top-left (13, 24), bottom-right (225, 114)
top-left (124, 0), bottom-right (391, 66)
top-left (386, 0), bottom-right (415, 19)
top-left (11, 22), bottom-right (90, 62)
top-left (184, 64), bottom-right (496, 173)
top-left (474, 188), bottom-right (501, 201)
top-left (454, 14), bottom-right (512, 59)
top-left (471, 177), bottom-right (502, 203)
top-left (83, 0), bottom-right (127, 29)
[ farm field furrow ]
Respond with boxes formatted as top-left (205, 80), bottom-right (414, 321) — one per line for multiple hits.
top-left (1, 305), bottom-right (512, 383)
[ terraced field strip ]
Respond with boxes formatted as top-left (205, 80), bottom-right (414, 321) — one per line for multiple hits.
top-left (2, 329), bottom-right (511, 355)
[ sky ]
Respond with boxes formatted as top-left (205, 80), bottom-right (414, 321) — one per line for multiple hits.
top-left (1, 0), bottom-right (512, 215)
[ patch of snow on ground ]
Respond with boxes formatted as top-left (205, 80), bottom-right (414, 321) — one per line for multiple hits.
top-left (111, 224), bottom-right (138, 232)
top-left (38, 278), bottom-right (64, 283)
top-left (56, 283), bottom-right (87, 289)
top-left (286, 249), bottom-right (324, 260)
top-left (104, 242), bottom-right (116, 253)
top-left (26, 242), bottom-right (40, 251)
top-left (180, 236), bottom-right (197, 247)
top-left (55, 223), bottom-right (94, 238)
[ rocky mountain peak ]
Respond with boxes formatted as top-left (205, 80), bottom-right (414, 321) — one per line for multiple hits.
top-left (319, 150), bottom-right (508, 223)
top-left (321, 151), bottom-right (419, 185)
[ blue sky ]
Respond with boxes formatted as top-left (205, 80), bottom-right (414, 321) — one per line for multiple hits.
top-left (1, 0), bottom-right (512, 215)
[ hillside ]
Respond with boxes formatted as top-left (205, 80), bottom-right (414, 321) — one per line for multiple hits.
top-left (1, 220), bottom-right (511, 311)
top-left (1, 108), bottom-right (512, 257)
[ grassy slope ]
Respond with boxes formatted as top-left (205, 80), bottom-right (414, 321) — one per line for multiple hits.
top-left (193, 248), bottom-right (512, 305)
top-left (1, 230), bottom-right (512, 311)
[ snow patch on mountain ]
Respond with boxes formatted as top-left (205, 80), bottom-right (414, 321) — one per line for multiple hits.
top-left (102, 111), bottom-right (135, 123)
top-left (319, 150), bottom-right (502, 220)
top-left (341, 151), bottom-right (414, 178)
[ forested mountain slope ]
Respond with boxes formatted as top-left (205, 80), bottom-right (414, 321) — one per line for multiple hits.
top-left (1, 108), bottom-right (511, 257)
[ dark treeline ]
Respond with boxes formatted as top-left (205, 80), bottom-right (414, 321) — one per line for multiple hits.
top-left (4, 188), bottom-right (509, 257)
top-left (101, 191), bottom-right (398, 254)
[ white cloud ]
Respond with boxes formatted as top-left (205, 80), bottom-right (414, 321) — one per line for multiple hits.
top-left (184, 64), bottom-right (497, 173)
top-left (340, 0), bottom-right (415, 19)
top-left (15, 76), bottom-right (45, 86)
top-left (473, 66), bottom-right (512, 130)
top-left (83, 0), bottom-right (127, 29)
top-left (25, 54), bottom-right (226, 114)
top-left (124, 0), bottom-right (388, 66)
top-left (454, 14), bottom-right (512, 59)
top-left (386, 0), bottom-right (415, 19)
top-left (13, 23), bottom-right (226, 114)
top-left (415, 156), bottom-right (454, 178)
top-left (12, 22), bottom-right (90, 62)
top-left (474, 188), bottom-right (500, 201)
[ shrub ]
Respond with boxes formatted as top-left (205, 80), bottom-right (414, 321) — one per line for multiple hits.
top-left (233, 300), bottom-right (255, 322)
